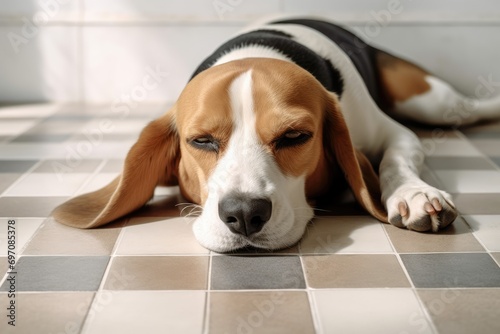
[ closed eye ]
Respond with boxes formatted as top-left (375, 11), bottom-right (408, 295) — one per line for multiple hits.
top-left (188, 135), bottom-right (220, 153)
top-left (273, 130), bottom-right (312, 150)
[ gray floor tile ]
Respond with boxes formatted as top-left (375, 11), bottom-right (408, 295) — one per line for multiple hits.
top-left (0, 160), bottom-right (37, 173)
top-left (12, 134), bottom-right (72, 143)
top-left (0, 136), bottom-right (13, 142)
top-left (26, 120), bottom-right (83, 134)
top-left (491, 157), bottom-right (500, 168)
top-left (0, 256), bottom-right (109, 291)
top-left (401, 253), bottom-right (500, 288)
top-left (33, 159), bottom-right (102, 173)
top-left (0, 197), bottom-right (68, 217)
top-left (72, 133), bottom-right (139, 142)
top-left (425, 156), bottom-right (496, 170)
top-left (211, 256), bottom-right (305, 290)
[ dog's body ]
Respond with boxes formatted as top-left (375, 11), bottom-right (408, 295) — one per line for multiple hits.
top-left (53, 18), bottom-right (500, 252)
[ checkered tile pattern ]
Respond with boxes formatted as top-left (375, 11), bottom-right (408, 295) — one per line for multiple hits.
top-left (1, 103), bottom-right (500, 334)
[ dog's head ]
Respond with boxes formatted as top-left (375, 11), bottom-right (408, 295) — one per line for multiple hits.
top-left (53, 58), bottom-right (386, 252)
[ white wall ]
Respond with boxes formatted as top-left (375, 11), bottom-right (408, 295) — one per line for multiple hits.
top-left (1, 0), bottom-right (500, 103)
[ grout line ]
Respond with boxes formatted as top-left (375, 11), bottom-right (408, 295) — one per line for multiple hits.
top-left (411, 288), bottom-right (440, 334)
top-left (299, 255), bottom-right (323, 334)
top-left (79, 212), bottom-right (128, 333)
top-left (381, 224), bottom-right (415, 289)
top-left (381, 224), bottom-right (441, 334)
top-left (202, 253), bottom-right (214, 334)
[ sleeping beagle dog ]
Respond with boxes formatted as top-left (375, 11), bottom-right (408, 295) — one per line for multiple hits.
top-left (53, 18), bottom-right (500, 252)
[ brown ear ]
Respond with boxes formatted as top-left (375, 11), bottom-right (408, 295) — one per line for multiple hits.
top-left (52, 108), bottom-right (180, 228)
top-left (323, 93), bottom-right (388, 222)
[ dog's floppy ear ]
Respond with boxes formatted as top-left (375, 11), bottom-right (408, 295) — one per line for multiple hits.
top-left (323, 93), bottom-right (388, 222)
top-left (52, 108), bottom-right (180, 228)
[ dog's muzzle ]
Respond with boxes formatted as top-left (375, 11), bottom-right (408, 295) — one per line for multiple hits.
top-left (218, 192), bottom-right (272, 237)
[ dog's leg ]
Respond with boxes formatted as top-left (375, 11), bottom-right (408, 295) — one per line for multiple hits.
top-left (377, 50), bottom-right (500, 126)
top-left (377, 122), bottom-right (458, 231)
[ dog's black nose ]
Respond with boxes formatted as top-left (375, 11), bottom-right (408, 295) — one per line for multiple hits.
top-left (218, 193), bottom-right (272, 237)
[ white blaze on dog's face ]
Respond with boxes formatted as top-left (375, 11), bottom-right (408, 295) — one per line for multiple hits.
top-left (175, 59), bottom-right (328, 252)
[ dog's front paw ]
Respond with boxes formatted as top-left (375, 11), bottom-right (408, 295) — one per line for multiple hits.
top-left (386, 184), bottom-right (457, 232)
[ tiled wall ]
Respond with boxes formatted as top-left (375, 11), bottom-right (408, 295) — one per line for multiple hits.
top-left (1, 0), bottom-right (500, 103)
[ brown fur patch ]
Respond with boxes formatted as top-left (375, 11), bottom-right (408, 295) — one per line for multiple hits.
top-left (376, 50), bottom-right (431, 105)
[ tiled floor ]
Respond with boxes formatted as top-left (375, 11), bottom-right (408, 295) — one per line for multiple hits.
top-left (1, 103), bottom-right (500, 334)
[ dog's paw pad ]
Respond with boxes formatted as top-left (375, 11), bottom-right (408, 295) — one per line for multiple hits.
top-left (387, 186), bottom-right (457, 232)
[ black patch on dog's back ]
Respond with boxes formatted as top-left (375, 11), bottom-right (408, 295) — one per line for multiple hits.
top-left (191, 29), bottom-right (345, 97)
top-left (271, 19), bottom-right (382, 107)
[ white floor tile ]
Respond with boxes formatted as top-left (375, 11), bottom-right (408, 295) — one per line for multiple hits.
top-left (463, 215), bottom-right (500, 251)
top-left (0, 143), bottom-right (68, 159)
top-left (0, 218), bottom-right (45, 256)
top-left (4, 173), bottom-right (91, 196)
top-left (300, 216), bottom-right (393, 254)
top-left (0, 104), bottom-right (59, 118)
top-left (82, 291), bottom-right (205, 334)
top-left (76, 173), bottom-right (119, 195)
top-left (154, 186), bottom-right (180, 196)
top-left (0, 120), bottom-right (38, 135)
top-left (116, 217), bottom-right (208, 255)
top-left (434, 170), bottom-right (500, 193)
top-left (313, 289), bottom-right (433, 334)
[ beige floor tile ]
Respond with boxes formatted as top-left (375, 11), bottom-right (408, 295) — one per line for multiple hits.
top-left (83, 291), bottom-right (205, 334)
top-left (116, 217), bottom-right (208, 255)
top-left (418, 289), bottom-right (500, 334)
top-left (471, 139), bottom-right (500, 155)
top-left (0, 257), bottom-right (7, 277)
top-left (0, 292), bottom-right (94, 334)
top-left (23, 218), bottom-right (122, 255)
top-left (453, 193), bottom-right (500, 215)
top-left (424, 138), bottom-right (482, 157)
top-left (300, 216), bottom-right (392, 254)
top-left (314, 289), bottom-right (433, 334)
top-left (492, 253), bottom-right (500, 265)
top-left (384, 218), bottom-right (485, 253)
top-left (103, 256), bottom-right (208, 290)
top-left (434, 170), bottom-right (500, 193)
top-left (209, 291), bottom-right (314, 334)
top-left (303, 254), bottom-right (410, 288)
